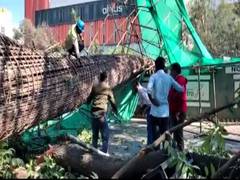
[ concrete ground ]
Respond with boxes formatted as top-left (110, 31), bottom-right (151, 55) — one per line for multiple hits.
top-left (107, 118), bottom-right (240, 158)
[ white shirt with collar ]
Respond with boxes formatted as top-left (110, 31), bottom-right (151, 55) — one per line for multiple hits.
top-left (147, 69), bottom-right (183, 118)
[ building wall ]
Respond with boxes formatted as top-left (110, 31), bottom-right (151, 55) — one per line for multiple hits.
top-left (49, 0), bottom-right (100, 8)
top-left (25, 0), bottom-right (139, 46)
top-left (49, 17), bottom-right (140, 46)
top-left (25, 0), bottom-right (49, 25)
top-left (35, 0), bottom-right (135, 26)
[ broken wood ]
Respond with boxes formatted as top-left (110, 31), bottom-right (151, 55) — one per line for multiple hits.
top-left (49, 143), bottom-right (126, 178)
top-left (0, 34), bottom-right (153, 140)
top-left (48, 143), bottom-right (238, 179)
top-left (57, 134), bottom-right (111, 157)
top-left (112, 100), bottom-right (240, 179)
top-left (211, 152), bottom-right (240, 179)
top-left (49, 143), bottom-right (169, 179)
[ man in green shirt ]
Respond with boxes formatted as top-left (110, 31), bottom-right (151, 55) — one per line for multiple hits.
top-left (87, 72), bottom-right (118, 153)
top-left (65, 19), bottom-right (85, 59)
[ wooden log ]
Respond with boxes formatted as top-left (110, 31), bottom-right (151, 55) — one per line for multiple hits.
top-left (49, 143), bottom-right (127, 179)
top-left (43, 141), bottom-right (238, 179)
top-left (44, 143), bottom-right (168, 179)
top-left (112, 100), bottom-right (240, 179)
top-left (211, 152), bottom-right (240, 179)
top-left (0, 34), bottom-right (153, 140)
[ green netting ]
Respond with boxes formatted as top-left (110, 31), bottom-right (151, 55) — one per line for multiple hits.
top-left (136, 0), bottom-right (240, 67)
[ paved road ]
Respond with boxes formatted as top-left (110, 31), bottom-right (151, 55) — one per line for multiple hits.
top-left (107, 119), bottom-right (240, 158)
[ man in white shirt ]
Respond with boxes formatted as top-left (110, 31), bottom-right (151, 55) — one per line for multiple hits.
top-left (147, 57), bottom-right (184, 141)
top-left (135, 82), bottom-right (153, 144)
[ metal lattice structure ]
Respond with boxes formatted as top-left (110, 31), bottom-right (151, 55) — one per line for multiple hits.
top-left (0, 34), bottom-right (153, 140)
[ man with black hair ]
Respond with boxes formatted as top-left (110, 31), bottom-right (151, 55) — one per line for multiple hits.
top-left (87, 72), bottom-right (117, 153)
top-left (147, 57), bottom-right (184, 142)
top-left (169, 63), bottom-right (187, 151)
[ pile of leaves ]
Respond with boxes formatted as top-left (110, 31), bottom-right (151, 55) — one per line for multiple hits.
top-left (78, 129), bottom-right (92, 144)
top-left (0, 142), bottom-right (89, 179)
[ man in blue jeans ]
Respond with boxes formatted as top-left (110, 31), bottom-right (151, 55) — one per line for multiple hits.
top-left (87, 72), bottom-right (118, 153)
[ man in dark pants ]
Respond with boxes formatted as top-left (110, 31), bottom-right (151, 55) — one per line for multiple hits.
top-left (147, 57), bottom-right (184, 142)
top-left (87, 72), bottom-right (117, 153)
top-left (65, 19), bottom-right (85, 59)
top-left (169, 63), bottom-right (188, 151)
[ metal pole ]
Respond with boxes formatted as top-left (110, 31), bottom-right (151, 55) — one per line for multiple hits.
top-left (197, 65), bottom-right (202, 133)
top-left (212, 68), bottom-right (218, 123)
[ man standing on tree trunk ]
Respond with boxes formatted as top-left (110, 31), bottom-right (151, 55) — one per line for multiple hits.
top-left (87, 72), bottom-right (118, 153)
top-left (65, 19), bottom-right (85, 59)
top-left (147, 57), bottom-right (184, 142)
top-left (169, 63), bottom-right (188, 151)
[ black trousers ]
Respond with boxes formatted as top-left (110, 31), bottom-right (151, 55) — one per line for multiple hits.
top-left (149, 115), bottom-right (169, 142)
top-left (67, 43), bottom-right (84, 58)
top-left (170, 112), bottom-right (186, 151)
top-left (91, 115), bottom-right (109, 153)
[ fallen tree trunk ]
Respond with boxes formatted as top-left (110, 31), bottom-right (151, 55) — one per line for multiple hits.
top-left (211, 152), bottom-right (240, 179)
top-left (48, 143), bottom-right (168, 179)
top-left (112, 100), bottom-right (240, 179)
top-left (57, 134), bottom-right (111, 157)
top-left (44, 142), bottom-right (239, 179)
top-left (0, 34), bottom-right (153, 140)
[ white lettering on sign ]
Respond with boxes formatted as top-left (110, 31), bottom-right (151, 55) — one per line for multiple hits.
top-left (225, 64), bottom-right (240, 74)
top-left (187, 102), bottom-right (211, 107)
top-left (102, 5), bottom-right (123, 15)
top-left (187, 81), bottom-right (209, 101)
top-left (187, 75), bottom-right (210, 81)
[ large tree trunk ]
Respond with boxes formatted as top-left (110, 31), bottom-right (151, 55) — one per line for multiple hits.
top-left (48, 143), bottom-right (168, 179)
top-left (45, 142), bottom-right (240, 179)
top-left (51, 144), bottom-right (126, 179)
top-left (0, 34), bottom-right (153, 140)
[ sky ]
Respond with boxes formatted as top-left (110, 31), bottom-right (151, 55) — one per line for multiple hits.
top-left (0, 0), bottom-right (24, 27)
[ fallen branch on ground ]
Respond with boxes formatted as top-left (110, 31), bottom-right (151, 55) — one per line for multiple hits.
top-left (57, 134), bottom-right (111, 157)
top-left (211, 152), bottom-right (240, 179)
top-left (112, 100), bottom-right (240, 179)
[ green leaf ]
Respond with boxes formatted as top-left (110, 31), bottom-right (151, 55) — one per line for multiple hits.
top-left (204, 166), bottom-right (209, 176)
top-left (210, 163), bottom-right (216, 176)
top-left (176, 162), bottom-right (183, 173)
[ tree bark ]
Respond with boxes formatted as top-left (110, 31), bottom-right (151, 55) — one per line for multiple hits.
top-left (45, 142), bottom-right (239, 179)
top-left (211, 152), bottom-right (240, 179)
top-left (48, 143), bottom-right (168, 179)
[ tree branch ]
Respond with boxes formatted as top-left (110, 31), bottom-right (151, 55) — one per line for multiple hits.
top-left (112, 100), bottom-right (240, 179)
